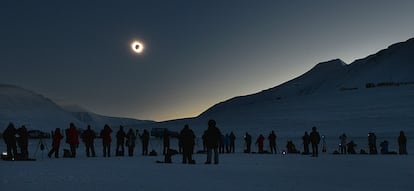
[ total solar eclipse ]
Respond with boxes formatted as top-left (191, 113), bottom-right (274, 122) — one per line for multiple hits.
top-left (131, 41), bottom-right (144, 54)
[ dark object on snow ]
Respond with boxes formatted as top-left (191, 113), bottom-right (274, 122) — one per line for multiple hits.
top-left (149, 150), bottom-right (157, 156)
top-left (3, 123), bottom-right (18, 158)
top-left (360, 149), bottom-right (368, 154)
top-left (286, 141), bottom-right (300, 154)
top-left (368, 132), bottom-right (377, 154)
top-left (339, 133), bottom-right (347, 154)
top-left (398, 131), bottom-right (408, 155)
top-left (48, 128), bottom-right (64, 158)
top-left (126, 129), bottom-right (137, 157)
top-left (82, 125), bottom-right (96, 157)
top-left (163, 129), bottom-right (170, 155)
top-left (161, 149), bottom-right (176, 163)
top-left (63, 149), bottom-right (72, 158)
top-left (17, 125), bottom-right (29, 159)
top-left (66, 123), bottom-right (79, 158)
top-left (347, 141), bottom-right (357, 154)
top-left (180, 125), bottom-right (195, 164)
top-left (268, 131), bottom-right (277, 154)
top-left (256, 134), bottom-right (265, 153)
top-left (139, 129), bottom-right (150, 156)
top-left (379, 140), bottom-right (397, 154)
top-left (100, 124), bottom-right (113, 157)
top-left (302, 131), bottom-right (310, 155)
top-left (309, 127), bottom-right (321, 157)
top-left (204, 119), bottom-right (221, 164)
top-left (116, 126), bottom-right (126, 156)
top-left (244, 132), bottom-right (252, 153)
top-left (229, 132), bottom-right (236, 153)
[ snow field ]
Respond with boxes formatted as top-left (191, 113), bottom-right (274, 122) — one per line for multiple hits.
top-left (1, 136), bottom-right (413, 191)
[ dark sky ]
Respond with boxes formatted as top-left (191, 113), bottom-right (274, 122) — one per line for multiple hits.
top-left (1, 0), bottom-right (414, 121)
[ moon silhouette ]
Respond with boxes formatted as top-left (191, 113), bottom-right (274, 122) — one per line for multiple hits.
top-left (131, 41), bottom-right (144, 54)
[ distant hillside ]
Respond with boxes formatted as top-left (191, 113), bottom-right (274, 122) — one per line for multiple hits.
top-left (62, 105), bottom-right (154, 130)
top-left (0, 85), bottom-right (154, 132)
top-left (0, 84), bottom-right (84, 132)
top-left (152, 38), bottom-right (414, 136)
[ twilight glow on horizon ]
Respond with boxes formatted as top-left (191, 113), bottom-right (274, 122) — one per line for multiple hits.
top-left (1, 1), bottom-right (414, 121)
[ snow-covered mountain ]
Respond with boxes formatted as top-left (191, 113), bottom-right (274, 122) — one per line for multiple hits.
top-left (0, 85), bottom-right (154, 132)
top-left (62, 105), bottom-right (154, 130)
top-left (154, 38), bottom-right (414, 136)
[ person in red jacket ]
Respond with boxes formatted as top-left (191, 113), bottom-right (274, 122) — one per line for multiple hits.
top-left (100, 124), bottom-right (113, 157)
top-left (66, 123), bottom-right (79, 158)
top-left (48, 128), bottom-right (64, 158)
top-left (256, 134), bottom-right (265, 153)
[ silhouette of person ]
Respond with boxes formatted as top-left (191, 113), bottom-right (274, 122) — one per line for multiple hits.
top-left (163, 129), bottom-right (170, 155)
top-left (309, 126), bottom-right (321, 157)
top-left (302, 131), bottom-right (310, 155)
top-left (398, 131), bottom-right (407, 155)
top-left (229, 132), bottom-right (236, 153)
top-left (66, 123), bottom-right (79, 158)
top-left (48, 128), bottom-right (64, 158)
top-left (219, 133), bottom-right (225, 154)
top-left (82, 125), bottom-right (96, 157)
top-left (339, 133), bottom-right (347, 154)
top-left (368, 132), bottom-right (377, 154)
top-left (126, 129), bottom-right (136, 157)
top-left (204, 119), bottom-right (221, 164)
top-left (268, 131), bottom-right (277, 154)
top-left (17, 125), bottom-right (29, 159)
top-left (380, 140), bottom-right (389, 154)
top-left (100, 124), bottom-right (113, 157)
top-left (180, 124), bottom-right (195, 164)
top-left (347, 141), bottom-right (357, 154)
top-left (286, 141), bottom-right (299, 153)
top-left (3, 123), bottom-right (17, 158)
top-left (256, 134), bottom-right (265, 153)
top-left (244, 132), bottom-right (252, 153)
top-left (225, 134), bottom-right (230, 153)
top-left (139, 129), bottom-right (150, 156)
top-left (116, 126), bottom-right (126, 156)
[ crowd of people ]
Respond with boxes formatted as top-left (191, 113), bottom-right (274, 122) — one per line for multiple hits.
top-left (1, 120), bottom-right (409, 163)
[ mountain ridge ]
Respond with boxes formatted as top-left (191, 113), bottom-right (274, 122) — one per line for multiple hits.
top-left (0, 85), bottom-right (154, 132)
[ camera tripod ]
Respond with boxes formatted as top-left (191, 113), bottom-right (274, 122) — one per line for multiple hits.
top-left (33, 138), bottom-right (49, 159)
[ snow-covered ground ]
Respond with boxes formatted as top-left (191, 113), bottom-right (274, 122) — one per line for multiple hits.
top-left (1, 137), bottom-right (413, 191)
